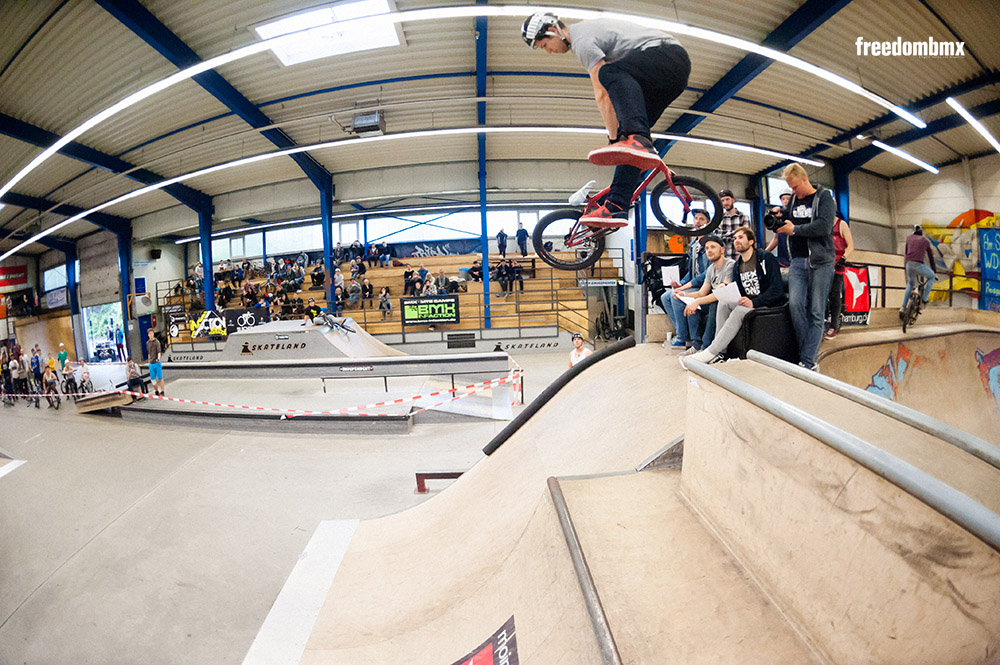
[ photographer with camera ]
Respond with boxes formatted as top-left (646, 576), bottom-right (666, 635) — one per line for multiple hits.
top-left (764, 188), bottom-right (793, 286)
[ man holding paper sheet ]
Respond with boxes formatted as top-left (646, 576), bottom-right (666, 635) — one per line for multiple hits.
top-left (673, 235), bottom-right (734, 353)
top-left (688, 226), bottom-right (785, 365)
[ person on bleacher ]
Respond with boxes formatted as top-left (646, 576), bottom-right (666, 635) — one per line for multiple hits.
top-left (403, 265), bottom-right (417, 296)
top-left (310, 261), bottom-right (325, 289)
top-left (361, 279), bottom-right (374, 308)
top-left (378, 241), bottom-right (393, 267)
top-left (378, 286), bottom-right (392, 319)
top-left (468, 259), bottom-right (483, 282)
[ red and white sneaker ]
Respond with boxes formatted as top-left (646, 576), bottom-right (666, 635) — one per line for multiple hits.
top-left (588, 134), bottom-right (663, 169)
top-left (580, 202), bottom-right (629, 228)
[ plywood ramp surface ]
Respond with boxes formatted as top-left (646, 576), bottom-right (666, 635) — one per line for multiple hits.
top-left (560, 471), bottom-right (820, 664)
top-left (300, 344), bottom-right (685, 664)
top-left (819, 326), bottom-right (1000, 445)
top-left (719, 359), bottom-right (1000, 512)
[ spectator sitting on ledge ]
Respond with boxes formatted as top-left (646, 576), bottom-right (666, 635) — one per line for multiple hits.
top-left (468, 259), bottom-right (483, 282)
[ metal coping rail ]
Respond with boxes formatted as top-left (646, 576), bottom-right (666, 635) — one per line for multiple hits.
top-left (482, 336), bottom-right (636, 456)
top-left (546, 477), bottom-right (623, 665)
top-left (682, 358), bottom-right (1000, 553)
top-left (747, 351), bottom-right (1000, 471)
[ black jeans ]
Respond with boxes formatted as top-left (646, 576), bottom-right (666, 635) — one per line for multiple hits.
top-left (598, 44), bottom-right (691, 207)
top-left (827, 273), bottom-right (844, 332)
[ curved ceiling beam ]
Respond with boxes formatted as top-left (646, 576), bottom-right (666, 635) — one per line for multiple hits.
top-left (0, 4), bottom-right (927, 204)
top-left (95, 0), bottom-right (332, 192)
top-left (660, 0), bottom-right (852, 155)
top-left (0, 112), bottom-right (211, 213)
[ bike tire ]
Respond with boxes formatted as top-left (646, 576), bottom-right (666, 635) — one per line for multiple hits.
top-left (532, 209), bottom-right (606, 271)
top-left (901, 298), bottom-right (916, 333)
top-left (649, 175), bottom-right (723, 237)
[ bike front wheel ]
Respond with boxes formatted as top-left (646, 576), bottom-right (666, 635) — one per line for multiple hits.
top-left (649, 175), bottom-right (723, 237)
top-left (532, 209), bottom-right (606, 271)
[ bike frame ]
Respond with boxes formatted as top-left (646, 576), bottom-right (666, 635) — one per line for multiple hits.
top-left (564, 163), bottom-right (695, 250)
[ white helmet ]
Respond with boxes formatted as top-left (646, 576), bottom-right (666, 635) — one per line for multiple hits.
top-left (521, 12), bottom-right (560, 48)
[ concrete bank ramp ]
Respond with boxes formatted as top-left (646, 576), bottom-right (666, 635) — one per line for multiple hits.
top-left (272, 343), bottom-right (1000, 665)
top-left (216, 319), bottom-right (404, 362)
top-left (818, 322), bottom-right (1000, 444)
top-left (295, 344), bottom-right (688, 665)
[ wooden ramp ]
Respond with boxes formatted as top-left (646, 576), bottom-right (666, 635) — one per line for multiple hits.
top-left (75, 390), bottom-right (130, 414)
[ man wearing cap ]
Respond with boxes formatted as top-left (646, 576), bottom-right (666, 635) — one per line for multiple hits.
top-left (675, 234), bottom-right (734, 353)
top-left (568, 332), bottom-right (593, 368)
top-left (765, 188), bottom-right (794, 283)
top-left (302, 297), bottom-right (323, 324)
top-left (57, 343), bottom-right (68, 371)
top-left (717, 190), bottom-right (748, 260)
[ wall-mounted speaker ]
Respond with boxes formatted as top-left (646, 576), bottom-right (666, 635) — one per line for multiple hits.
top-left (150, 248), bottom-right (162, 259)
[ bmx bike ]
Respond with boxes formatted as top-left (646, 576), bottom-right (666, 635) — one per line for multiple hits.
top-left (532, 162), bottom-right (723, 271)
top-left (901, 275), bottom-right (930, 333)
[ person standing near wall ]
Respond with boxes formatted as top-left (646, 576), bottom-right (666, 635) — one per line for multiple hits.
top-left (57, 343), bottom-right (68, 371)
top-left (825, 215), bottom-right (855, 340)
top-left (496, 228), bottom-right (508, 259)
top-left (115, 324), bottom-right (127, 361)
top-left (146, 328), bottom-right (164, 397)
top-left (773, 163), bottom-right (835, 371)
top-left (515, 223), bottom-right (530, 257)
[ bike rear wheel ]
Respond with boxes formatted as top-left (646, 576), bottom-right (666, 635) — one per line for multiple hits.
top-left (901, 287), bottom-right (921, 333)
top-left (649, 175), bottom-right (723, 236)
top-left (532, 209), bottom-right (606, 271)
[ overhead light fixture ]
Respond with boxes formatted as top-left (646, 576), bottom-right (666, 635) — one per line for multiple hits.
top-left (946, 97), bottom-right (1000, 155)
top-left (253, 0), bottom-right (400, 66)
top-left (1, 125), bottom-right (827, 261)
top-left (856, 134), bottom-right (866, 140)
top-left (0, 5), bottom-right (923, 207)
top-left (871, 139), bottom-right (939, 174)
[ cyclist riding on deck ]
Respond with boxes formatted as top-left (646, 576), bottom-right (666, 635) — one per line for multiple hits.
top-left (901, 224), bottom-right (936, 318)
top-left (522, 12), bottom-right (690, 227)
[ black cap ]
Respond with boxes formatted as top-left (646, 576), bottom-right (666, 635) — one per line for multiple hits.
top-left (571, 332), bottom-right (583, 339)
top-left (308, 297), bottom-right (315, 302)
top-left (719, 189), bottom-right (734, 199)
top-left (702, 234), bottom-right (724, 249)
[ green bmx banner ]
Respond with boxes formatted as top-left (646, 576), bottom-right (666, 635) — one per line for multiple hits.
top-left (402, 295), bottom-right (461, 326)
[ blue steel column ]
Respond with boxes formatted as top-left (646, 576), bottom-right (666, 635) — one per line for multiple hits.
top-left (833, 162), bottom-right (850, 222)
top-left (65, 247), bottom-right (79, 316)
top-left (117, 229), bottom-right (133, 330)
top-left (633, 192), bottom-right (647, 342)
top-left (475, 7), bottom-right (491, 329)
top-left (755, 176), bottom-right (767, 241)
top-left (198, 206), bottom-right (215, 312)
top-left (320, 177), bottom-right (335, 305)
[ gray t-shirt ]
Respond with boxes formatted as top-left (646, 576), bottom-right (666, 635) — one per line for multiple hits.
top-left (568, 18), bottom-right (679, 72)
top-left (705, 258), bottom-right (735, 291)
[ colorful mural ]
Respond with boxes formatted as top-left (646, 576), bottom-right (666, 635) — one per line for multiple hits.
top-left (976, 346), bottom-right (1000, 407)
top-left (920, 209), bottom-right (1000, 303)
top-left (866, 343), bottom-right (917, 400)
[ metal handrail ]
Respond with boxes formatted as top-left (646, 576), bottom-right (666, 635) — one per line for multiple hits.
top-left (747, 350), bottom-right (1000, 471)
top-left (682, 357), bottom-right (1000, 552)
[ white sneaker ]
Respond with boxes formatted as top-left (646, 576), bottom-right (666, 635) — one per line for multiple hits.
top-left (689, 349), bottom-right (718, 364)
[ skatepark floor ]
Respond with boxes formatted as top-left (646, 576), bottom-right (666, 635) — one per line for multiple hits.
top-left (0, 350), bottom-right (571, 665)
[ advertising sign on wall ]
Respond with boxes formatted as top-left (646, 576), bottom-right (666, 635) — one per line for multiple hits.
top-left (841, 264), bottom-right (872, 326)
top-left (0, 265), bottom-right (28, 290)
top-left (402, 295), bottom-right (460, 326)
top-left (980, 228), bottom-right (1000, 312)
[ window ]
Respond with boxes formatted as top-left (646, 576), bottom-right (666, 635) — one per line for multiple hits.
top-left (212, 238), bottom-right (231, 261)
top-left (254, 0), bottom-right (399, 67)
top-left (244, 233), bottom-right (263, 259)
top-left (230, 236), bottom-right (244, 258)
top-left (43, 261), bottom-right (79, 292)
top-left (266, 224), bottom-right (324, 255)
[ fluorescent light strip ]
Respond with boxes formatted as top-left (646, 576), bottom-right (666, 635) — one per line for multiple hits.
top-left (0, 4), bottom-right (920, 206)
top-left (946, 97), bottom-right (1000, 154)
top-left (2, 125), bottom-right (824, 261)
top-left (653, 132), bottom-right (825, 167)
top-left (871, 139), bottom-right (939, 174)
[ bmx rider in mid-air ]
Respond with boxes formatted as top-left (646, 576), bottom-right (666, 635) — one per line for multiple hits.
top-left (522, 12), bottom-right (690, 227)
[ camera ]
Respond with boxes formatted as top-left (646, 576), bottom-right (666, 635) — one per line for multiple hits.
top-left (763, 206), bottom-right (785, 231)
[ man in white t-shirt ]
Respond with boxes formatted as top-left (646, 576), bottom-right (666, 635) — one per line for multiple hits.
top-left (568, 332), bottom-right (593, 368)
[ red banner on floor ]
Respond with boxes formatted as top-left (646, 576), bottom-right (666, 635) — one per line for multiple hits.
top-left (0, 265), bottom-right (28, 289)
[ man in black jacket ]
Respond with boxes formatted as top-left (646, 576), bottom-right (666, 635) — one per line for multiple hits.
top-left (688, 226), bottom-right (784, 364)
